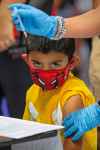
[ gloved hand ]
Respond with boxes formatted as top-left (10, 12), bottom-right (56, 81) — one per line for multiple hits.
top-left (9, 3), bottom-right (57, 38)
top-left (63, 103), bottom-right (100, 142)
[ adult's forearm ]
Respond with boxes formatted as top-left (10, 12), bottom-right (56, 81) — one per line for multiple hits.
top-left (63, 5), bottom-right (100, 38)
top-left (0, 0), bottom-right (15, 51)
top-left (0, 1), bottom-right (13, 39)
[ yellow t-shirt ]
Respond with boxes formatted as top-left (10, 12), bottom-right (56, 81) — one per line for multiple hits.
top-left (23, 74), bottom-right (97, 150)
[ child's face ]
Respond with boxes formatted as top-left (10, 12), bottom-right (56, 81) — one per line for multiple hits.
top-left (28, 50), bottom-right (79, 90)
top-left (29, 51), bottom-right (69, 70)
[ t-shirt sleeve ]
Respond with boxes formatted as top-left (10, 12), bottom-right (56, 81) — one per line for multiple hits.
top-left (60, 87), bottom-right (95, 109)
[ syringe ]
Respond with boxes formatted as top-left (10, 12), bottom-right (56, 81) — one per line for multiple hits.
top-left (13, 7), bottom-right (29, 56)
top-left (13, 7), bottom-right (28, 39)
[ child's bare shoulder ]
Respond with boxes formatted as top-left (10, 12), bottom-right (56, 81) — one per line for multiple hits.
top-left (62, 95), bottom-right (83, 118)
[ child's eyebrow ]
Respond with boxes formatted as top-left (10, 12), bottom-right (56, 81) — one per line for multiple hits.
top-left (32, 60), bottom-right (41, 64)
top-left (51, 60), bottom-right (65, 64)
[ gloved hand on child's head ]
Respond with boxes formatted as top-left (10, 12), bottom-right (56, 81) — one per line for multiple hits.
top-left (9, 3), bottom-right (58, 39)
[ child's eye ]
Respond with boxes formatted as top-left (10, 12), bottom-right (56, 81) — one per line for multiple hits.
top-left (32, 61), bottom-right (42, 68)
top-left (51, 63), bottom-right (61, 69)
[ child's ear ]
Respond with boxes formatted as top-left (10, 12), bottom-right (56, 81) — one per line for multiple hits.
top-left (69, 55), bottom-right (80, 70)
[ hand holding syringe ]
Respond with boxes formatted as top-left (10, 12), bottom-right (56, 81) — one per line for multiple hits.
top-left (13, 7), bottom-right (28, 39)
top-left (13, 7), bottom-right (29, 55)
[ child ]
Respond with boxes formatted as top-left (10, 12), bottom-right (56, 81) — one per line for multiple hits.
top-left (23, 35), bottom-right (97, 150)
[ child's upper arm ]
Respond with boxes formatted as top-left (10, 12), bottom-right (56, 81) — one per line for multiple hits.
top-left (62, 95), bottom-right (84, 150)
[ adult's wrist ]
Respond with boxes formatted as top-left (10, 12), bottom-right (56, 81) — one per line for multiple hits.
top-left (51, 16), bottom-right (67, 40)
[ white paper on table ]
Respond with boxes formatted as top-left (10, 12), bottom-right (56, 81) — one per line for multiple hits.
top-left (0, 116), bottom-right (64, 139)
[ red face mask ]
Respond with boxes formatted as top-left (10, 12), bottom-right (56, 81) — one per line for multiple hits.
top-left (29, 59), bottom-right (74, 90)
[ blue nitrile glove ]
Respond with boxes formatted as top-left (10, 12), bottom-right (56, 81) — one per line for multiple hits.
top-left (9, 3), bottom-right (58, 38)
top-left (63, 103), bottom-right (100, 142)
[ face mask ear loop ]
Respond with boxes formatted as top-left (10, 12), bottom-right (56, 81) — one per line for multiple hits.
top-left (64, 56), bottom-right (73, 78)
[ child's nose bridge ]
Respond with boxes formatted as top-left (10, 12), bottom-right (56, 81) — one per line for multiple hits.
top-left (43, 64), bottom-right (50, 70)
